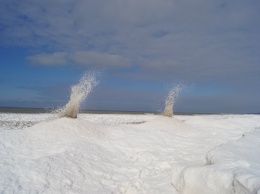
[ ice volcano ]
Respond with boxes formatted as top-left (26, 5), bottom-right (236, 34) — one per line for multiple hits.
top-left (57, 73), bottom-right (98, 118)
top-left (164, 85), bottom-right (182, 117)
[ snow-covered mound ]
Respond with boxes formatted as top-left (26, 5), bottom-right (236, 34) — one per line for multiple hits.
top-left (22, 118), bottom-right (106, 157)
top-left (172, 123), bottom-right (260, 194)
top-left (0, 114), bottom-right (260, 194)
top-left (27, 117), bottom-right (106, 139)
top-left (205, 129), bottom-right (260, 194)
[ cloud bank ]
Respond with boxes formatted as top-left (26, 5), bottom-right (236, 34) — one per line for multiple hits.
top-left (27, 51), bottom-right (131, 68)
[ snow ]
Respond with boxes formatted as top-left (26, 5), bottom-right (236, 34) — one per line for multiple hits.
top-left (172, 129), bottom-right (260, 194)
top-left (0, 113), bottom-right (259, 194)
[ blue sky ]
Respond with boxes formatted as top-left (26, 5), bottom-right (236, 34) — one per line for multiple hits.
top-left (1, 0), bottom-right (260, 113)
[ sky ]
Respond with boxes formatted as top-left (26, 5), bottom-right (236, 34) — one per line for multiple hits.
top-left (0, 0), bottom-right (260, 113)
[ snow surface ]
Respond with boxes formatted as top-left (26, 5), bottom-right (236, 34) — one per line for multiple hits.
top-left (0, 113), bottom-right (259, 194)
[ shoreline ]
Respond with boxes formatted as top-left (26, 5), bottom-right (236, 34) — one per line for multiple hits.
top-left (0, 107), bottom-right (258, 115)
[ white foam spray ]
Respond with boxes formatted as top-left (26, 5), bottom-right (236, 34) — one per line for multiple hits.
top-left (57, 72), bottom-right (98, 118)
top-left (164, 84), bottom-right (182, 117)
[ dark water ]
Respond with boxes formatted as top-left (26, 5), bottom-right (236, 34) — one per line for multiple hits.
top-left (0, 107), bottom-right (53, 113)
top-left (0, 107), bottom-right (159, 115)
top-left (0, 107), bottom-right (221, 115)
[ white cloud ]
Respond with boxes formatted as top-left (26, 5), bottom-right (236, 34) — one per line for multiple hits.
top-left (71, 51), bottom-right (131, 68)
top-left (27, 51), bottom-right (131, 68)
top-left (27, 52), bottom-right (67, 66)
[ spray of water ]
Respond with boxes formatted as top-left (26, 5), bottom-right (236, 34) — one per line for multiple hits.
top-left (57, 72), bottom-right (98, 118)
top-left (164, 84), bottom-right (182, 117)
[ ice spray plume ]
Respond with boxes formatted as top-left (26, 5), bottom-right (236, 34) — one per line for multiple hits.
top-left (164, 84), bottom-right (182, 117)
top-left (58, 72), bottom-right (98, 119)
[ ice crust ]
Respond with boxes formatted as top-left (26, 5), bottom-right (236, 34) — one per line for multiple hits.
top-left (0, 113), bottom-right (260, 194)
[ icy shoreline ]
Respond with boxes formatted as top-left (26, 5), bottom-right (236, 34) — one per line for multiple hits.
top-left (0, 113), bottom-right (259, 193)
